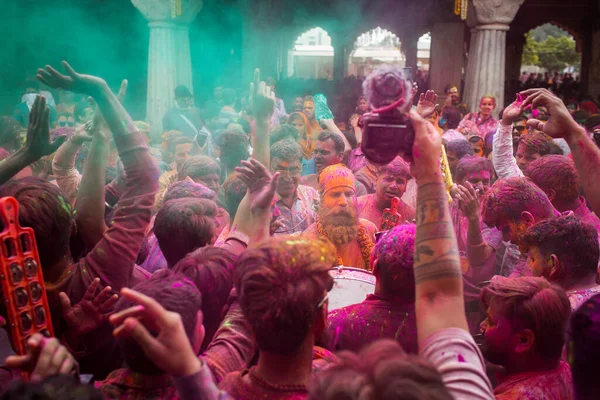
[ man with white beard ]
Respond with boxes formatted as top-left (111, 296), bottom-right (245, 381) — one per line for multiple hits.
top-left (303, 164), bottom-right (376, 269)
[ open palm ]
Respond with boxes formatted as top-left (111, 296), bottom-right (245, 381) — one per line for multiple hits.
top-left (235, 159), bottom-right (279, 213)
top-left (37, 61), bottom-right (106, 96)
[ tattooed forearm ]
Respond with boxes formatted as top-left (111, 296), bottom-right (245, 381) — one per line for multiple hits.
top-left (415, 182), bottom-right (461, 283)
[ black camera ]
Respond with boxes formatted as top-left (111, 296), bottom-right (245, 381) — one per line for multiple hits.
top-left (359, 67), bottom-right (415, 165)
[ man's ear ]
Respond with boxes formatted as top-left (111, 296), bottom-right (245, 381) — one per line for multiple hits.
top-left (548, 254), bottom-right (560, 279)
top-left (192, 310), bottom-right (205, 354)
top-left (521, 211), bottom-right (536, 227)
top-left (371, 258), bottom-right (379, 275)
top-left (547, 189), bottom-right (557, 202)
top-left (514, 329), bottom-right (535, 354)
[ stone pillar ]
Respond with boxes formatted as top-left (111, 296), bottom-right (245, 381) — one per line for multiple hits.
top-left (131, 0), bottom-right (202, 140)
top-left (504, 32), bottom-right (525, 105)
top-left (463, 0), bottom-right (524, 117)
top-left (588, 29), bottom-right (600, 100)
top-left (429, 23), bottom-right (465, 105)
top-left (580, 21), bottom-right (594, 96)
top-left (402, 32), bottom-right (419, 74)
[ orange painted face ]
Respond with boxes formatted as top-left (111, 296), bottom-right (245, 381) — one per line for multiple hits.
top-left (303, 101), bottom-right (315, 120)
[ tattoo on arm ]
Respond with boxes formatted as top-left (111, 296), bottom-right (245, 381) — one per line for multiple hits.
top-left (414, 182), bottom-right (461, 283)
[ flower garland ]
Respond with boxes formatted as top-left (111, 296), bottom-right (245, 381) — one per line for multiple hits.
top-left (317, 220), bottom-right (374, 270)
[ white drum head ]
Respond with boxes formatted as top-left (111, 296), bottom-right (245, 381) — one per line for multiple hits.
top-left (328, 266), bottom-right (376, 311)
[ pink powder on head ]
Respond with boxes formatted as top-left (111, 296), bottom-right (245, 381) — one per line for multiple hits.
top-left (457, 354), bottom-right (465, 362)
top-left (172, 281), bottom-right (183, 288)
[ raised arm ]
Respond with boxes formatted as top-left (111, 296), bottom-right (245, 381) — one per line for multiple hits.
top-left (454, 183), bottom-right (494, 267)
top-left (409, 112), bottom-right (468, 346)
top-left (37, 62), bottom-right (158, 291)
top-left (249, 69), bottom-right (274, 169)
top-left (522, 88), bottom-right (600, 215)
top-left (314, 94), bottom-right (351, 152)
top-left (74, 124), bottom-right (110, 249)
top-left (0, 96), bottom-right (65, 185)
top-left (492, 100), bottom-right (524, 179)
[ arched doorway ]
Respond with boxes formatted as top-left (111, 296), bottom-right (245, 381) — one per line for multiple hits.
top-left (348, 27), bottom-right (404, 78)
top-left (520, 23), bottom-right (581, 99)
top-left (290, 27), bottom-right (334, 79)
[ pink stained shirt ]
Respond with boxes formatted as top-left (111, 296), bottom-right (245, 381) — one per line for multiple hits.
top-left (494, 361), bottom-right (574, 400)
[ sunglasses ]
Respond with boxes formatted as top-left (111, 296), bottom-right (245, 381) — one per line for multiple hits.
top-left (58, 121), bottom-right (74, 127)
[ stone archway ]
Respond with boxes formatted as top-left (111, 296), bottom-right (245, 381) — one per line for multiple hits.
top-left (288, 27), bottom-right (334, 79)
top-left (348, 27), bottom-right (404, 78)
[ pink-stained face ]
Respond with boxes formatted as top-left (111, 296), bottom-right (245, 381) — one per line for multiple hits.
top-left (460, 170), bottom-right (492, 195)
top-left (515, 143), bottom-right (542, 172)
top-left (376, 172), bottom-right (408, 206)
top-left (480, 302), bottom-right (517, 367)
top-left (480, 97), bottom-right (495, 116)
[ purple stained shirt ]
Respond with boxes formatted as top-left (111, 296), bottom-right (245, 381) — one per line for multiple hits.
top-left (326, 294), bottom-right (418, 354)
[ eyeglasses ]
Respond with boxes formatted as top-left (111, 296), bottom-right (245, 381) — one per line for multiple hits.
top-left (58, 121), bottom-right (74, 127)
top-left (514, 126), bottom-right (528, 132)
top-left (273, 166), bottom-right (301, 177)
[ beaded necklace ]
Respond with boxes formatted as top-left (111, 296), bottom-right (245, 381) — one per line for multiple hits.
top-left (248, 367), bottom-right (308, 393)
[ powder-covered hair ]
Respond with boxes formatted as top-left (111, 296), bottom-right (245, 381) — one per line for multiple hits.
top-left (177, 155), bottom-right (221, 182)
top-left (221, 172), bottom-right (248, 218)
top-left (164, 180), bottom-right (217, 203)
top-left (309, 339), bottom-right (451, 400)
top-left (154, 198), bottom-right (218, 266)
top-left (525, 155), bottom-right (580, 206)
top-left (114, 270), bottom-right (202, 374)
top-left (378, 156), bottom-right (411, 180)
top-left (372, 224), bottom-right (416, 301)
top-left (173, 246), bottom-right (235, 351)
top-left (454, 155), bottom-right (494, 184)
top-left (317, 131), bottom-right (345, 155)
top-left (568, 293), bottom-right (600, 399)
top-left (235, 235), bottom-right (336, 354)
top-left (442, 106), bottom-right (462, 130)
top-left (517, 132), bottom-right (553, 156)
top-left (445, 139), bottom-right (474, 159)
top-left (521, 215), bottom-right (599, 284)
top-left (0, 177), bottom-right (72, 270)
top-left (270, 139), bottom-right (303, 163)
top-left (481, 177), bottom-right (555, 228)
top-left (481, 276), bottom-right (570, 362)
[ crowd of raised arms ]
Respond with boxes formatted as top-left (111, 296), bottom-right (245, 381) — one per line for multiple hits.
top-left (1, 60), bottom-right (600, 400)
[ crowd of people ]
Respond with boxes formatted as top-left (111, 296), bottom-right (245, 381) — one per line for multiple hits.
top-left (0, 58), bottom-right (600, 400)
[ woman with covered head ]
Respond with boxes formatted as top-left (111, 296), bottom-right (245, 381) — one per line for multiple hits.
top-left (461, 95), bottom-right (498, 140)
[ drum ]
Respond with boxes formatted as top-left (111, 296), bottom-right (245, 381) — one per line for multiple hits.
top-left (328, 266), bottom-right (376, 311)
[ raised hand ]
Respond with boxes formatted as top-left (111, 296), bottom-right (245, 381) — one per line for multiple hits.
top-left (454, 182), bottom-right (480, 221)
top-left (116, 79), bottom-right (128, 104)
top-left (234, 158), bottom-right (280, 213)
top-left (520, 88), bottom-right (580, 139)
top-left (501, 98), bottom-right (523, 126)
top-left (249, 69), bottom-right (275, 124)
top-left (36, 61), bottom-right (107, 96)
top-left (408, 111), bottom-right (442, 184)
top-left (60, 278), bottom-right (118, 337)
top-left (416, 90), bottom-right (439, 119)
top-left (23, 95), bottom-right (66, 161)
top-left (5, 334), bottom-right (77, 382)
top-left (69, 122), bottom-right (94, 146)
top-left (109, 288), bottom-right (202, 377)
